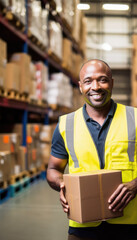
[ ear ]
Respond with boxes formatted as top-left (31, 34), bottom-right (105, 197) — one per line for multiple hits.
top-left (79, 81), bottom-right (82, 94)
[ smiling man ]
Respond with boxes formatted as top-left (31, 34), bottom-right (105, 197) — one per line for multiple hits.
top-left (47, 59), bottom-right (137, 240)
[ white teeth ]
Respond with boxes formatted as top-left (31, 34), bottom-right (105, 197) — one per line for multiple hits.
top-left (92, 94), bottom-right (102, 100)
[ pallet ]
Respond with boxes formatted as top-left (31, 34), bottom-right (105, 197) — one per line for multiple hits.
top-left (19, 92), bottom-right (29, 102)
top-left (0, 187), bottom-right (10, 204)
top-left (10, 176), bottom-right (30, 198)
top-left (0, 88), bottom-right (19, 100)
top-left (20, 177), bottom-right (30, 189)
top-left (10, 171), bottom-right (29, 185)
top-left (10, 181), bottom-right (23, 197)
top-left (0, 180), bottom-right (10, 189)
top-left (28, 168), bottom-right (42, 183)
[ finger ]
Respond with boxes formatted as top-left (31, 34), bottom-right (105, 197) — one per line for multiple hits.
top-left (60, 188), bottom-right (67, 204)
top-left (108, 186), bottom-right (128, 210)
top-left (119, 194), bottom-right (135, 212)
top-left (108, 184), bottom-right (124, 203)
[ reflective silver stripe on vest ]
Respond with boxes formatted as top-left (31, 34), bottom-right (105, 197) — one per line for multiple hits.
top-left (66, 112), bottom-right (79, 168)
top-left (126, 106), bottom-right (136, 162)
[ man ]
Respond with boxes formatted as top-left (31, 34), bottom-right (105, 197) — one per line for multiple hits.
top-left (47, 59), bottom-right (137, 240)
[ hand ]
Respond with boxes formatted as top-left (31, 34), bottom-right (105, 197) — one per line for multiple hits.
top-left (108, 179), bottom-right (137, 212)
top-left (60, 182), bottom-right (69, 213)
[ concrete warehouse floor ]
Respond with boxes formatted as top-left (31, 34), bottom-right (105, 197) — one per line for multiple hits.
top-left (0, 180), bottom-right (68, 240)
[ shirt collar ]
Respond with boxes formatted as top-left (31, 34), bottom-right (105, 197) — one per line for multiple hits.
top-left (83, 99), bottom-right (117, 122)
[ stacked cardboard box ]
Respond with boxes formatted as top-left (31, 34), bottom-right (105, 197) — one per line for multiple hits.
top-left (10, 53), bottom-right (31, 94)
top-left (62, 38), bottom-right (72, 70)
top-left (131, 34), bottom-right (137, 107)
top-left (0, 39), bottom-right (7, 88)
top-left (13, 123), bottom-right (42, 170)
top-left (29, 62), bottom-right (37, 101)
top-left (0, 133), bottom-right (22, 176)
top-left (39, 125), bottom-right (54, 166)
top-left (5, 63), bottom-right (20, 91)
top-left (0, 151), bottom-right (11, 183)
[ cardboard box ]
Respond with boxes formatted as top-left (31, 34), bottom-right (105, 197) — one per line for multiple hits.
top-left (39, 142), bottom-right (51, 165)
top-left (0, 133), bottom-right (20, 153)
top-left (0, 65), bottom-right (5, 88)
top-left (0, 151), bottom-right (11, 182)
top-left (17, 146), bottom-right (26, 171)
top-left (5, 63), bottom-right (20, 91)
top-left (10, 53), bottom-right (31, 94)
top-left (63, 170), bottom-right (123, 223)
top-left (39, 125), bottom-right (53, 143)
top-left (0, 39), bottom-right (7, 67)
top-left (62, 38), bottom-right (72, 70)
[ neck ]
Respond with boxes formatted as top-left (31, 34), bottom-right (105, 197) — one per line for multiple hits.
top-left (86, 101), bottom-right (111, 126)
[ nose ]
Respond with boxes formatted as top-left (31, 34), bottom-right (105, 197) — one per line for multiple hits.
top-left (91, 80), bottom-right (100, 90)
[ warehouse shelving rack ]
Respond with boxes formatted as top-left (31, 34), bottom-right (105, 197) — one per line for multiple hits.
top-left (0, 0), bottom-right (84, 169)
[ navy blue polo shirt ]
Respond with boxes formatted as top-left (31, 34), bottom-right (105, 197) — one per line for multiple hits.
top-left (51, 99), bottom-right (117, 169)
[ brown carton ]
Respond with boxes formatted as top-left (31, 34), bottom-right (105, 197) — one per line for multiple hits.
top-left (39, 142), bottom-right (51, 165)
top-left (0, 39), bottom-right (7, 67)
top-left (63, 170), bottom-right (123, 223)
top-left (39, 125), bottom-right (53, 143)
top-left (0, 65), bottom-right (5, 88)
top-left (0, 133), bottom-right (20, 153)
top-left (62, 38), bottom-right (72, 70)
top-left (10, 53), bottom-right (31, 94)
top-left (0, 151), bottom-right (11, 182)
top-left (5, 63), bottom-right (20, 91)
top-left (17, 146), bottom-right (26, 171)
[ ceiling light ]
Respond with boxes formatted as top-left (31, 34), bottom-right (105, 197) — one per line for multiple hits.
top-left (77, 4), bottom-right (90, 10)
top-left (102, 4), bottom-right (129, 11)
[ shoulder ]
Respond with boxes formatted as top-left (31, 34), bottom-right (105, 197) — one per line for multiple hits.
top-left (59, 107), bottom-right (83, 132)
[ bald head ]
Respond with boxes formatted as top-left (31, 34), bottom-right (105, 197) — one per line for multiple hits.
top-left (79, 59), bottom-right (112, 81)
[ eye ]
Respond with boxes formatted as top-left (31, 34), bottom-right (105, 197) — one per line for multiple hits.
top-left (100, 77), bottom-right (108, 83)
top-left (83, 79), bottom-right (91, 84)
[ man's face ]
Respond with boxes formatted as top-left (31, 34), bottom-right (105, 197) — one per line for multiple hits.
top-left (79, 60), bottom-right (114, 109)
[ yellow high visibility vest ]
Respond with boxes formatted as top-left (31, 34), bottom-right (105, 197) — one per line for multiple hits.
top-left (59, 103), bottom-right (137, 228)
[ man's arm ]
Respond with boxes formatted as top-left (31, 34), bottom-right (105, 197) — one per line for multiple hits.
top-left (108, 178), bottom-right (137, 212)
top-left (47, 155), bottom-right (69, 213)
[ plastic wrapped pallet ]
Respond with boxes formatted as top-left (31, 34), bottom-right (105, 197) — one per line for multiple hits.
top-left (62, 0), bottom-right (75, 28)
top-left (48, 21), bottom-right (62, 59)
top-left (28, 0), bottom-right (48, 48)
top-left (54, 0), bottom-right (63, 15)
top-left (47, 73), bottom-right (73, 108)
top-left (8, 0), bottom-right (26, 25)
top-left (35, 61), bottom-right (49, 102)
